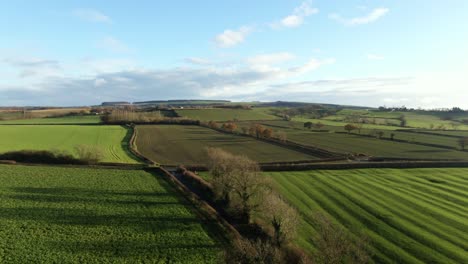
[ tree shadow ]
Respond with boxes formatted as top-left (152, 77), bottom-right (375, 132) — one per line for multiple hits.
top-left (0, 183), bottom-right (222, 261)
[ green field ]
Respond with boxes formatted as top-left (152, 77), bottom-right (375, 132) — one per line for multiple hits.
top-left (0, 115), bottom-right (101, 124)
top-left (176, 108), bottom-right (278, 121)
top-left (268, 168), bottom-right (468, 263)
top-left (324, 109), bottom-right (468, 130)
top-left (0, 125), bottom-right (138, 163)
top-left (134, 125), bottom-right (318, 165)
top-left (0, 165), bottom-right (220, 263)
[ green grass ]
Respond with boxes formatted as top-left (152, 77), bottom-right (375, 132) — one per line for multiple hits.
top-left (279, 129), bottom-right (468, 159)
top-left (0, 125), bottom-right (138, 163)
top-left (327, 109), bottom-right (468, 130)
top-left (134, 125), bottom-right (318, 165)
top-left (0, 165), bottom-right (221, 263)
top-left (267, 168), bottom-right (468, 264)
top-left (0, 115), bottom-right (101, 124)
top-left (176, 108), bottom-right (278, 121)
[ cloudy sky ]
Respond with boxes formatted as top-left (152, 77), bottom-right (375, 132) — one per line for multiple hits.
top-left (1, 0), bottom-right (467, 108)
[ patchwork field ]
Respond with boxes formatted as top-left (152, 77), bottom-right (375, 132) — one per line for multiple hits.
top-left (0, 165), bottom-right (220, 263)
top-left (176, 108), bottom-right (278, 121)
top-left (0, 125), bottom-right (138, 163)
top-left (268, 168), bottom-right (468, 264)
top-left (134, 125), bottom-right (318, 165)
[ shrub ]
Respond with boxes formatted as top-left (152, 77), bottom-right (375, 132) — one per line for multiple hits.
top-left (74, 145), bottom-right (104, 164)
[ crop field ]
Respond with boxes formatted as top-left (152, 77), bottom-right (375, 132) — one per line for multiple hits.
top-left (0, 115), bottom-right (101, 124)
top-left (0, 125), bottom-right (138, 163)
top-left (268, 168), bottom-right (468, 264)
top-left (273, 128), bottom-right (468, 159)
top-left (325, 109), bottom-right (468, 130)
top-left (134, 125), bottom-right (318, 165)
top-left (0, 165), bottom-right (220, 263)
top-left (176, 108), bottom-right (278, 121)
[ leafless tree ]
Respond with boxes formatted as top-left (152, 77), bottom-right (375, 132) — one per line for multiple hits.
top-left (312, 213), bottom-right (370, 264)
top-left (262, 193), bottom-right (299, 247)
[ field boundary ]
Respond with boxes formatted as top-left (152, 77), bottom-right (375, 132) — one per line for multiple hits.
top-left (335, 131), bottom-right (465, 151)
top-left (152, 167), bottom-right (240, 244)
top-left (398, 129), bottom-right (467, 138)
top-left (127, 125), bottom-right (155, 165)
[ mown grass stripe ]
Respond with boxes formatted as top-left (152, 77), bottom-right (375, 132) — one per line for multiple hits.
top-left (332, 174), bottom-right (468, 257)
top-left (291, 174), bottom-right (423, 264)
top-left (352, 170), bottom-right (468, 225)
top-left (306, 174), bottom-right (460, 264)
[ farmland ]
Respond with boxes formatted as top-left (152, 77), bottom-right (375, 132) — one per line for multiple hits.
top-left (0, 165), bottom-right (220, 263)
top-left (0, 125), bottom-right (138, 163)
top-left (267, 168), bottom-right (468, 264)
top-left (176, 108), bottom-right (278, 121)
top-left (0, 115), bottom-right (101, 124)
top-left (134, 125), bottom-right (318, 165)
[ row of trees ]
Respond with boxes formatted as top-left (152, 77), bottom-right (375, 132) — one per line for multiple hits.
top-left (206, 148), bottom-right (370, 263)
top-left (206, 121), bottom-right (288, 142)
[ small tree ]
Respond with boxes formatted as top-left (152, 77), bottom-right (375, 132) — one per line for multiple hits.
top-left (458, 137), bottom-right (468, 150)
top-left (304, 122), bottom-right (313, 129)
top-left (390, 133), bottom-right (395, 141)
top-left (312, 213), bottom-right (370, 264)
top-left (315, 122), bottom-right (325, 131)
top-left (262, 128), bottom-right (273, 138)
top-left (276, 131), bottom-right (287, 142)
top-left (252, 124), bottom-right (265, 139)
top-left (262, 193), bottom-right (299, 247)
top-left (398, 115), bottom-right (407, 127)
top-left (344, 124), bottom-right (358, 134)
top-left (206, 148), bottom-right (269, 223)
top-left (224, 238), bottom-right (281, 264)
top-left (222, 122), bottom-right (237, 133)
top-left (74, 145), bottom-right (103, 164)
top-left (208, 120), bottom-right (219, 129)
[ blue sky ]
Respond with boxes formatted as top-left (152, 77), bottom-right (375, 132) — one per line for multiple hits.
top-left (1, 0), bottom-right (467, 107)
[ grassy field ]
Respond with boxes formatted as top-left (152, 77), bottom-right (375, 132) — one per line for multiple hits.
top-left (267, 168), bottom-right (468, 264)
top-left (134, 125), bottom-right (318, 165)
top-left (276, 129), bottom-right (468, 159)
top-left (325, 109), bottom-right (468, 130)
top-left (0, 165), bottom-right (220, 263)
top-left (176, 108), bottom-right (278, 121)
top-left (0, 115), bottom-right (101, 124)
top-left (0, 125), bottom-right (138, 163)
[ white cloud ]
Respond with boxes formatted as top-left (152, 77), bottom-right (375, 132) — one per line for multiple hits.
top-left (247, 52), bottom-right (295, 66)
top-left (215, 26), bottom-right (252, 48)
top-left (97, 37), bottom-right (131, 53)
top-left (73, 8), bottom-right (112, 24)
top-left (94, 78), bottom-right (107, 87)
top-left (367, 54), bottom-right (385, 60)
top-left (330, 7), bottom-right (389, 26)
top-left (276, 1), bottom-right (319, 28)
top-left (290, 58), bottom-right (335, 74)
top-left (184, 57), bottom-right (212, 65)
top-left (3, 57), bottom-right (62, 78)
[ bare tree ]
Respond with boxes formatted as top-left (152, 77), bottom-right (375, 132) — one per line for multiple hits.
top-left (74, 145), bottom-right (103, 164)
top-left (276, 131), bottom-right (288, 142)
top-left (344, 124), bottom-right (358, 134)
top-left (262, 193), bottom-right (299, 247)
top-left (206, 148), bottom-right (269, 223)
top-left (224, 238), bottom-right (282, 264)
top-left (312, 213), bottom-right (370, 264)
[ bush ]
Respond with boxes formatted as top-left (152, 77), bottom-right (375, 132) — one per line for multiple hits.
top-left (74, 145), bottom-right (104, 164)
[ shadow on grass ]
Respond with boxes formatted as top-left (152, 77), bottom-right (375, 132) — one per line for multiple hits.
top-left (0, 183), bottom-right (221, 260)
